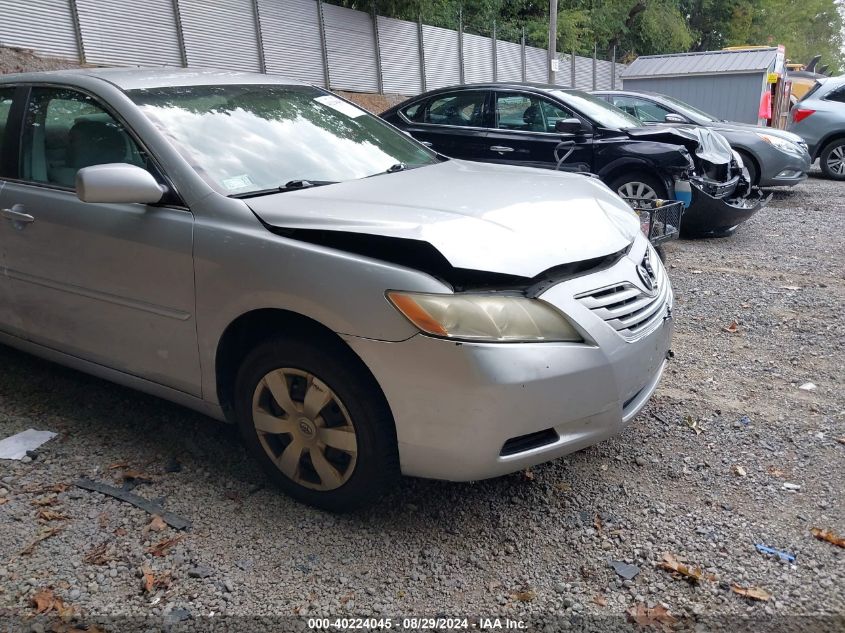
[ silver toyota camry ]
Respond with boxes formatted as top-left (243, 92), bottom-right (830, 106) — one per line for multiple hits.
top-left (0, 69), bottom-right (673, 511)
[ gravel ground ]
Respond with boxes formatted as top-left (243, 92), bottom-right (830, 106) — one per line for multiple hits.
top-left (0, 174), bottom-right (843, 633)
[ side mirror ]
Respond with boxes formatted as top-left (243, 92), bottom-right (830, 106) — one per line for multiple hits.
top-left (555, 118), bottom-right (586, 135)
top-left (664, 113), bottom-right (687, 124)
top-left (76, 163), bottom-right (166, 204)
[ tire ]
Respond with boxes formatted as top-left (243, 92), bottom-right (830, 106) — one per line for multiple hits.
top-left (608, 171), bottom-right (669, 201)
top-left (819, 139), bottom-right (845, 180)
top-left (234, 335), bottom-right (399, 512)
top-left (737, 150), bottom-right (758, 186)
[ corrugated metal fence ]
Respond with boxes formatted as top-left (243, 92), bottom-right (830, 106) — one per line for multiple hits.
top-left (0, 0), bottom-right (624, 93)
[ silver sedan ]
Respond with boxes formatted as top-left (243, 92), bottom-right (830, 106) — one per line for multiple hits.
top-left (0, 69), bottom-right (672, 511)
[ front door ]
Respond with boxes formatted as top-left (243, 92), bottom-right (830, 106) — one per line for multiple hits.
top-left (484, 91), bottom-right (594, 172)
top-left (0, 86), bottom-right (201, 395)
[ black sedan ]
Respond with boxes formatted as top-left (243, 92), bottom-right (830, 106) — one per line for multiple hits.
top-left (381, 83), bottom-right (767, 237)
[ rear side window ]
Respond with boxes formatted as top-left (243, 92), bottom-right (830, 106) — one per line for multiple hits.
top-left (401, 101), bottom-right (425, 121)
top-left (825, 87), bottom-right (845, 103)
top-left (425, 91), bottom-right (486, 127)
top-left (0, 87), bottom-right (15, 174)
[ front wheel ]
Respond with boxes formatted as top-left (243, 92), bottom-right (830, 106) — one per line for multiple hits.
top-left (820, 139), bottom-right (845, 180)
top-left (737, 150), bottom-right (759, 186)
top-left (608, 172), bottom-right (669, 201)
top-left (234, 335), bottom-right (399, 512)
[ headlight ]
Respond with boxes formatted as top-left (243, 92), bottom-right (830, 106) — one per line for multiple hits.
top-left (387, 292), bottom-right (583, 342)
top-left (756, 133), bottom-right (800, 154)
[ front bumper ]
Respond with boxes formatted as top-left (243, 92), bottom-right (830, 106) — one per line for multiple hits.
top-left (680, 181), bottom-right (770, 237)
top-left (757, 146), bottom-right (811, 187)
top-left (343, 242), bottom-right (674, 481)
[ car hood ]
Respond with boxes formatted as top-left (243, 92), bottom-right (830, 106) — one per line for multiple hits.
top-left (705, 121), bottom-right (805, 145)
top-left (626, 125), bottom-right (733, 165)
top-left (245, 160), bottom-right (639, 279)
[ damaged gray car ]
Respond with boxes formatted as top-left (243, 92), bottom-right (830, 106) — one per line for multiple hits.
top-left (0, 69), bottom-right (673, 511)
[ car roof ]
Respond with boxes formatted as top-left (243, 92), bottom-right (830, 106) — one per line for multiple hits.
top-left (417, 82), bottom-right (577, 95)
top-left (592, 89), bottom-right (666, 98)
top-left (0, 67), bottom-right (310, 90)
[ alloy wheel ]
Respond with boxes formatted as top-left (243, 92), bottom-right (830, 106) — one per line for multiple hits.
top-left (251, 368), bottom-right (358, 491)
top-left (827, 146), bottom-right (845, 176)
top-left (617, 181), bottom-right (658, 200)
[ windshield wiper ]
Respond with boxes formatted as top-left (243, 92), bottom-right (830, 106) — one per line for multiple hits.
top-left (366, 163), bottom-right (412, 178)
top-left (230, 179), bottom-right (337, 199)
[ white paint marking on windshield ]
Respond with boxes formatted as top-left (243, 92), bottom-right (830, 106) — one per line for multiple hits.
top-left (314, 95), bottom-right (366, 119)
top-left (222, 174), bottom-right (255, 191)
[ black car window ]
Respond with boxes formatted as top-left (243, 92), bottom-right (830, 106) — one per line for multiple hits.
top-left (495, 93), bottom-right (570, 133)
top-left (0, 87), bottom-right (14, 175)
top-left (825, 86), bottom-right (845, 103)
top-left (401, 101), bottom-right (425, 122)
top-left (20, 87), bottom-right (146, 189)
top-left (425, 91), bottom-right (486, 127)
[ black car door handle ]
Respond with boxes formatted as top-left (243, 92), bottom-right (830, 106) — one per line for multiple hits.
top-left (490, 145), bottom-right (514, 153)
top-left (419, 141), bottom-right (433, 147)
top-left (1, 207), bottom-right (35, 224)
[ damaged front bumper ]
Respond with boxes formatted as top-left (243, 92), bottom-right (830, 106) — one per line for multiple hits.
top-left (679, 180), bottom-right (771, 238)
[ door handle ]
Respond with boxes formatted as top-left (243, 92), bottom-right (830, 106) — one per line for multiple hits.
top-left (1, 207), bottom-right (35, 225)
top-left (490, 145), bottom-right (514, 153)
top-left (419, 141), bottom-right (433, 147)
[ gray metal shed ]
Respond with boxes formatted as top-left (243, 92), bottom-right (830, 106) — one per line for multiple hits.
top-left (621, 48), bottom-right (781, 124)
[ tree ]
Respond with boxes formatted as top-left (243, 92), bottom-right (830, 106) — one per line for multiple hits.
top-left (330, 0), bottom-right (842, 72)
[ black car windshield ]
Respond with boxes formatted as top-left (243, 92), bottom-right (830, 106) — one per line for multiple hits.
top-left (656, 95), bottom-right (717, 124)
top-left (127, 84), bottom-right (437, 196)
top-left (551, 89), bottom-right (642, 129)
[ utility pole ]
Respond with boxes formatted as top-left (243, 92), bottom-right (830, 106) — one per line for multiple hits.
top-left (548, 0), bottom-right (558, 84)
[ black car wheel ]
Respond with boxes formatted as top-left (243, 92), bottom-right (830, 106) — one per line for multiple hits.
top-left (234, 334), bottom-right (399, 512)
top-left (608, 172), bottom-right (669, 201)
top-left (820, 139), bottom-right (845, 180)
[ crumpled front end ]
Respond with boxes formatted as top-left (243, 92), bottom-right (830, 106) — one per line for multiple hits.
top-left (673, 134), bottom-right (769, 237)
top-left (680, 180), bottom-right (771, 237)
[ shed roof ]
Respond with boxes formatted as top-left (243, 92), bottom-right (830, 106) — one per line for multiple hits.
top-left (622, 48), bottom-right (778, 79)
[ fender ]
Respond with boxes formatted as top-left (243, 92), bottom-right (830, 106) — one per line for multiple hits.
top-left (596, 156), bottom-right (676, 195)
top-left (812, 130), bottom-right (845, 160)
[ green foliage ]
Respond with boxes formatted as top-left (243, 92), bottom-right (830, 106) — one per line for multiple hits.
top-left (330, 0), bottom-right (843, 72)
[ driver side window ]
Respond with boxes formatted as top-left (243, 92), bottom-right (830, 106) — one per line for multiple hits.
top-left (20, 87), bottom-right (146, 189)
top-left (495, 93), bottom-right (572, 133)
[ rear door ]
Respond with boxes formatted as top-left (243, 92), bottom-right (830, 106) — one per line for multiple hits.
top-left (0, 85), bottom-right (201, 395)
top-left (392, 90), bottom-right (490, 159)
top-left (484, 90), bottom-right (593, 172)
top-left (0, 86), bottom-right (21, 331)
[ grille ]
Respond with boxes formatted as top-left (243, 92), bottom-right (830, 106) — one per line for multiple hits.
top-left (576, 250), bottom-right (670, 339)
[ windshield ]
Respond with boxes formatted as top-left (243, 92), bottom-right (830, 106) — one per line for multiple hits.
top-left (551, 89), bottom-right (642, 129)
top-left (127, 84), bottom-right (438, 196)
top-left (656, 95), bottom-right (717, 124)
